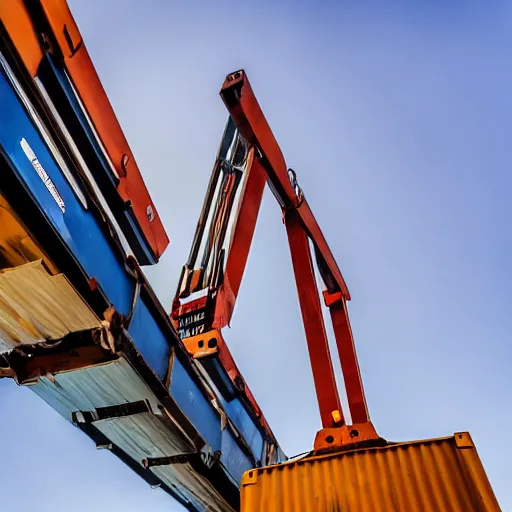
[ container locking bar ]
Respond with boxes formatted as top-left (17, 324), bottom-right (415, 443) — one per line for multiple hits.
top-left (143, 444), bottom-right (219, 470)
top-left (72, 399), bottom-right (152, 424)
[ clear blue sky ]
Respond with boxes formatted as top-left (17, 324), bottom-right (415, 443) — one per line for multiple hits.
top-left (2, 0), bottom-right (512, 510)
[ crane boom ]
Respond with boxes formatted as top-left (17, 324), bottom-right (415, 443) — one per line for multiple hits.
top-left (173, 70), bottom-right (376, 452)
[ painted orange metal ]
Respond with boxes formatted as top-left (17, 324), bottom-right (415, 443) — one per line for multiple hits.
top-left (219, 70), bottom-right (365, 430)
top-left (285, 209), bottom-right (342, 428)
top-left (220, 71), bottom-right (297, 208)
top-left (0, 0), bottom-right (43, 77)
top-left (182, 330), bottom-right (219, 359)
top-left (35, 0), bottom-right (169, 260)
top-left (220, 70), bottom-right (350, 301)
top-left (213, 155), bottom-right (266, 329)
top-left (175, 70), bottom-right (374, 454)
top-left (297, 199), bottom-right (350, 299)
top-left (180, 328), bottom-right (275, 438)
top-left (325, 290), bottom-right (369, 424)
top-left (241, 432), bottom-right (501, 512)
top-left (313, 422), bottom-right (379, 452)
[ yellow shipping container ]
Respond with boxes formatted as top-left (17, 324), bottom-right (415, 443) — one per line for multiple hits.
top-left (241, 432), bottom-right (500, 511)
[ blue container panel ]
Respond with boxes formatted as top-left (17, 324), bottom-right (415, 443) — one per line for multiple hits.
top-left (40, 57), bottom-right (118, 189)
top-left (225, 399), bottom-right (264, 463)
top-left (128, 298), bottom-right (171, 381)
top-left (38, 56), bottom-right (156, 265)
top-left (220, 428), bottom-right (254, 484)
top-left (210, 360), bottom-right (264, 461)
top-left (1, 67), bottom-right (285, 490)
top-left (0, 69), bottom-right (133, 315)
top-left (169, 356), bottom-right (222, 453)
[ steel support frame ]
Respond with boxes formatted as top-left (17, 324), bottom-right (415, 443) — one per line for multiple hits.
top-left (213, 156), bottom-right (266, 328)
top-left (219, 70), bottom-right (370, 429)
top-left (285, 209), bottom-right (341, 427)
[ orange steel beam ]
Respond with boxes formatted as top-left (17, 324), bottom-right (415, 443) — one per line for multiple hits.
top-left (325, 291), bottom-right (369, 423)
top-left (220, 71), bottom-right (350, 300)
top-left (0, 0), bottom-right (43, 77)
top-left (40, 0), bottom-right (169, 259)
top-left (174, 70), bottom-right (369, 431)
top-left (213, 156), bottom-right (266, 329)
top-left (219, 70), bottom-right (369, 427)
top-left (285, 209), bottom-right (342, 427)
top-left (6, 0), bottom-right (169, 260)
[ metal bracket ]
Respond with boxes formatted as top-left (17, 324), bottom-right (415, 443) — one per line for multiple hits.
top-left (143, 453), bottom-right (198, 469)
top-left (142, 444), bottom-right (220, 470)
top-left (72, 399), bottom-right (152, 425)
top-left (314, 422), bottom-right (382, 453)
top-left (454, 432), bottom-right (474, 449)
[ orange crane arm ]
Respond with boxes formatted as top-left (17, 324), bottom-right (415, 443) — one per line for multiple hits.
top-left (219, 71), bottom-right (368, 427)
top-left (220, 71), bottom-right (350, 301)
top-left (174, 70), bottom-right (371, 438)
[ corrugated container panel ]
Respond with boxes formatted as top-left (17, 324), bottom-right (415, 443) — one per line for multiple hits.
top-left (0, 260), bottom-right (100, 352)
top-left (29, 358), bottom-right (234, 511)
top-left (29, 358), bottom-right (161, 421)
top-left (241, 433), bottom-right (500, 512)
top-left (96, 413), bottom-right (232, 512)
top-left (152, 465), bottom-right (236, 512)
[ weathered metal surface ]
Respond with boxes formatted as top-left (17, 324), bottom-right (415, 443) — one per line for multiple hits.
top-left (0, 58), bottom-right (283, 481)
top-left (1, 24), bottom-right (286, 511)
top-left (29, 358), bottom-right (233, 511)
top-left (0, 58), bottom-right (134, 315)
top-left (241, 433), bottom-right (501, 512)
top-left (100, 414), bottom-right (234, 511)
top-left (1, 0), bottom-right (169, 264)
top-left (30, 359), bottom-right (161, 420)
top-left (0, 260), bottom-right (100, 352)
top-left (152, 465), bottom-right (236, 512)
top-left (0, 190), bottom-right (58, 273)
